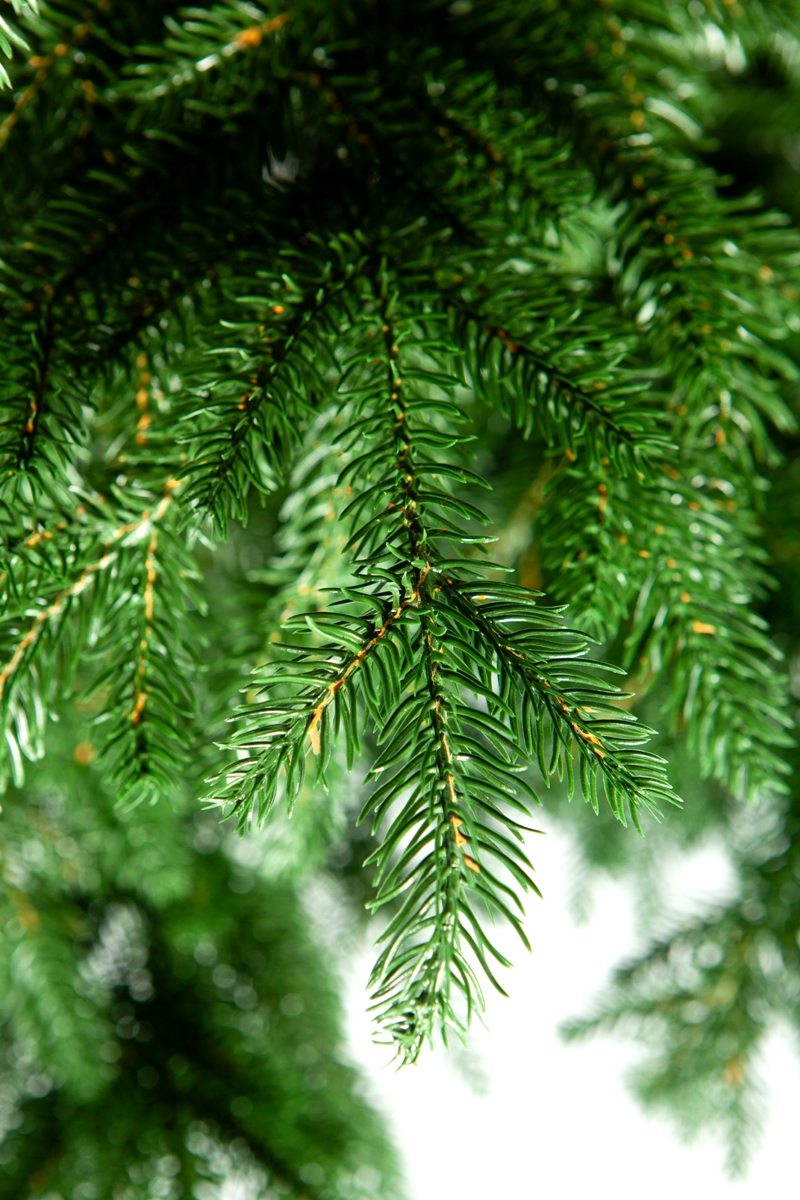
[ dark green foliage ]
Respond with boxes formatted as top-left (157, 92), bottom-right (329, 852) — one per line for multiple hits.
top-left (2, 0), bottom-right (800, 1161)
top-left (0, 717), bottom-right (399, 1198)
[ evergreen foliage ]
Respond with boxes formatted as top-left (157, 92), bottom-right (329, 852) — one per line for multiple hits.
top-left (0, 713), bottom-right (399, 1198)
top-left (3, 0), bottom-right (800, 1174)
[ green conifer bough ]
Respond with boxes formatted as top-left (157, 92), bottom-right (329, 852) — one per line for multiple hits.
top-left (2, 0), bottom-right (800, 1146)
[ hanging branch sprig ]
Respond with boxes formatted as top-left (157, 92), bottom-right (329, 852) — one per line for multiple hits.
top-left (345, 306), bottom-right (525, 1060)
top-left (85, 490), bottom-right (203, 807)
top-left (214, 284), bottom-right (677, 1058)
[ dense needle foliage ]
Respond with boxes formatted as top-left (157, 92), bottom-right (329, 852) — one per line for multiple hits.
top-left (2, 0), bottom-right (800, 1182)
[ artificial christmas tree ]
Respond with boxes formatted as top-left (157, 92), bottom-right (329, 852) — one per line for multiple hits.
top-left (2, 0), bottom-right (800, 1182)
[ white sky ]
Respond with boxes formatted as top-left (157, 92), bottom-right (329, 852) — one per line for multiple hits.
top-left (343, 819), bottom-right (800, 1200)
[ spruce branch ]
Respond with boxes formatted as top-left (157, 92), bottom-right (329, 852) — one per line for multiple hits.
top-left (451, 300), bottom-right (670, 470)
top-left (0, 309), bottom-right (90, 495)
top-left (0, 477), bottom-right (184, 791)
top-left (215, 292), bottom-right (677, 1056)
top-left (365, 605), bottom-right (519, 1063)
top-left (341, 304), bottom-right (537, 1058)
top-left (617, 204), bottom-right (800, 483)
top-left (541, 461), bottom-right (793, 798)
top-left (85, 492), bottom-right (203, 806)
top-left (440, 0), bottom-right (799, 481)
top-left (212, 593), bottom-right (421, 828)
top-left (442, 581), bottom-right (674, 829)
top-left (178, 239), bottom-right (367, 532)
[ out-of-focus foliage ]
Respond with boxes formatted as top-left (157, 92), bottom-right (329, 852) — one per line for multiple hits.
top-left (0, 712), bottom-right (399, 1198)
top-left (560, 441), bottom-right (800, 1176)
